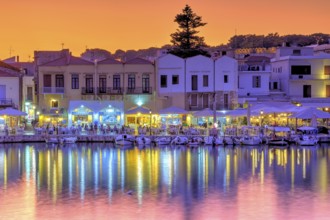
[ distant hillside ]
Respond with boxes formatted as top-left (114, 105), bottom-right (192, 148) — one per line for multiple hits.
top-left (81, 33), bottom-right (330, 61)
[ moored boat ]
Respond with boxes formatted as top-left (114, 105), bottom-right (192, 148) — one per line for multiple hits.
top-left (115, 134), bottom-right (135, 146)
top-left (136, 136), bottom-right (152, 146)
top-left (187, 137), bottom-right (203, 147)
top-left (171, 136), bottom-right (188, 145)
top-left (154, 136), bottom-right (172, 146)
top-left (240, 135), bottom-right (262, 146)
top-left (203, 136), bottom-right (224, 146)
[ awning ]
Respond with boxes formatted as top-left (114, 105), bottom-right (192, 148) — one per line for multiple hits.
top-left (68, 100), bottom-right (124, 113)
top-left (125, 106), bottom-right (150, 114)
top-left (0, 107), bottom-right (27, 116)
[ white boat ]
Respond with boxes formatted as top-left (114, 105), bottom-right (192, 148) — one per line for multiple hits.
top-left (171, 136), bottom-right (188, 145)
top-left (240, 136), bottom-right (262, 146)
top-left (115, 134), bottom-right (135, 146)
top-left (154, 137), bottom-right (172, 146)
top-left (203, 136), bottom-right (224, 146)
top-left (223, 136), bottom-right (234, 145)
top-left (45, 137), bottom-right (58, 144)
top-left (295, 135), bottom-right (318, 146)
top-left (295, 126), bottom-right (319, 146)
top-left (187, 137), bottom-right (203, 147)
top-left (135, 136), bottom-right (152, 146)
top-left (60, 136), bottom-right (77, 144)
top-left (266, 126), bottom-right (291, 146)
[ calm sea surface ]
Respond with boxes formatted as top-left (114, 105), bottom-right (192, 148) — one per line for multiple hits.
top-left (0, 143), bottom-right (330, 220)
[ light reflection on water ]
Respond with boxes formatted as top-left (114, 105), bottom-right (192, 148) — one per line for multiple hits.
top-left (0, 143), bottom-right (330, 219)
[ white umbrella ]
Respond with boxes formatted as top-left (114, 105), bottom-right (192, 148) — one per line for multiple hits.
top-left (0, 107), bottom-right (27, 116)
top-left (125, 106), bottom-right (150, 114)
top-left (290, 107), bottom-right (330, 119)
top-left (159, 106), bottom-right (188, 115)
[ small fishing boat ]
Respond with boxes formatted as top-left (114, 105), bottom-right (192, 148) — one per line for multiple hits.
top-left (60, 136), bottom-right (77, 144)
top-left (135, 136), bottom-right (152, 146)
top-left (203, 136), bottom-right (223, 146)
top-left (154, 137), bottom-right (172, 146)
top-left (45, 137), bottom-right (58, 144)
top-left (115, 134), bottom-right (135, 146)
top-left (171, 136), bottom-right (188, 145)
top-left (240, 135), bottom-right (262, 146)
top-left (295, 127), bottom-right (319, 146)
top-left (187, 137), bottom-right (203, 147)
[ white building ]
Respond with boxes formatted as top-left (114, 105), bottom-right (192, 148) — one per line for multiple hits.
top-left (271, 47), bottom-right (330, 107)
top-left (156, 54), bottom-right (238, 111)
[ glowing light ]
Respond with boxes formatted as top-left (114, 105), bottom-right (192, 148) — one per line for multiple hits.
top-left (137, 100), bottom-right (143, 106)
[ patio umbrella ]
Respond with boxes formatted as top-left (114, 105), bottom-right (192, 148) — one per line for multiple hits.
top-left (159, 106), bottom-right (188, 115)
top-left (125, 106), bottom-right (150, 114)
top-left (290, 107), bottom-right (330, 119)
top-left (0, 107), bottom-right (27, 116)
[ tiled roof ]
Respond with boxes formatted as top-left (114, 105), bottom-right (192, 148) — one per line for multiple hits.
top-left (0, 60), bottom-right (20, 71)
top-left (0, 68), bottom-right (19, 77)
top-left (98, 58), bottom-right (122, 64)
top-left (41, 55), bottom-right (93, 66)
top-left (125, 57), bottom-right (153, 64)
top-left (246, 55), bottom-right (270, 63)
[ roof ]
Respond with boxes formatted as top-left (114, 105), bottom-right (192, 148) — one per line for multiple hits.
top-left (0, 68), bottom-right (20, 77)
top-left (125, 57), bottom-right (153, 65)
top-left (245, 55), bottom-right (270, 63)
top-left (0, 60), bottom-right (20, 71)
top-left (41, 55), bottom-right (93, 66)
top-left (98, 58), bottom-right (122, 64)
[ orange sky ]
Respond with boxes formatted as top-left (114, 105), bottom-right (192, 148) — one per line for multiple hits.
top-left (1, 0), bottom-right (329, 61)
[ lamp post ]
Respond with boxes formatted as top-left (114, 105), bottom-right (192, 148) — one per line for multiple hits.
top-left (149, 111), bottom-right (152, 136)
top-left (260, 110), bottom-right (264, 126)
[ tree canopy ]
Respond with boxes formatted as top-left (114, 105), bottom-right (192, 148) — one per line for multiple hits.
top-left (169, 5), bottom-right (209, 58)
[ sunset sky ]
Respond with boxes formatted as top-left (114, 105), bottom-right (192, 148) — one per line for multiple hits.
top-left (1, 0), bottom-right (329, 61)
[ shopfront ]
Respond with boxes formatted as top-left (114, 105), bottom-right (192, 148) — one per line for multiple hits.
top-left (68, 100), bottom-right (124, 127)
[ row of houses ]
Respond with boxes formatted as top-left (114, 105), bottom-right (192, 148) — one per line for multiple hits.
top-left (1, 45), bottom-right (330, 127)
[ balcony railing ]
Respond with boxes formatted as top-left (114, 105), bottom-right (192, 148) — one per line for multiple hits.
top-left (0, 99), bottom-right (14, 107)
top-left (81, 87), bottom-right (95, 95)
top-left (97, 87), bottom-right (123, 95)
top-left (126, 87), bottom-right (152, 94)
top-left (290, 75), bottom-right (330, 80)
top-left (42, 87), bottom-right (64, 94)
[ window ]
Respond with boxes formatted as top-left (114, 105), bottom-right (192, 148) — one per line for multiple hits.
top-left (43, 74), bottom-right (51, 87)
top-left (142, 74), bottom-right (150, 93)
top-left (27, 87), bottom-right (33, 101)
top-left (86, 75), bottom-right (93, 93)
top-left (172, 75), bottom-right (179, 85)
top-left (191, 94), bottom-right (197, 106)
top-left (326, 85), bottom-right (330, 97)
top-left (252, 76), bottom-right (261, 88)
top-left (51, 100), bottom-right (58, 108)
top-left (99, 75), bottom-right (107, 93)
top-left (192, 75), bottom-right (198, 90)
top-left (128, 74), bottom-right (135, 89)
top-left (160, 75), bottom-right (167, 88)
top-left (224, 75), bottom-right (228, 83)
top-left (55, 75), bottom-right (64, 87)
top-left (291, 65), bottom-right (311, 75)
top-left (203, 75), bottom-right (208, 87)
top-left (303, 85), bottom-right (311, 98)
top-left (71, 74), bottom-right (79, 89)
top-left (325, 66), bottom-right (330, 75)
top-left (202, 94), bottom-right (208, 108)
top-left (293, 49), bottom-right (301, 55)
top-left (113, 75), bottom-right (120, 90)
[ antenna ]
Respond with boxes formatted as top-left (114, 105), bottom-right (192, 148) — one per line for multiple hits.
top-left (9, 46), bottom-right (14, 57)
top-left (61, 43), bottom-right (64, 50)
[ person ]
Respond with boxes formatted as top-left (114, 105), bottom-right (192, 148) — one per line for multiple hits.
top-left (4, 124), bottom-right (9, 136)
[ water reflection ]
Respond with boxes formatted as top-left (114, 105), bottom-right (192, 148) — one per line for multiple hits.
top-left (0, 143), bottom-right (330, 219)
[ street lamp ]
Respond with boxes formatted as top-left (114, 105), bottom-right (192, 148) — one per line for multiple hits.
top-left (149, 111), bottom-right (152, 136)
top-left (260, 110), bottom-right (264, 126)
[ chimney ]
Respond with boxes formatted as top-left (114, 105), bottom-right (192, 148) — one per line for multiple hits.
top-left (16, 56), bottom-right (19, 62)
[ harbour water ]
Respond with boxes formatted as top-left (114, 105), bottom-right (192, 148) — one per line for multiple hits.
top-left (0, 143), bottom-right (330, 219)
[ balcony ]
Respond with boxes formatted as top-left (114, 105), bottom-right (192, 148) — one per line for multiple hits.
top-left (126, 87), bottom-right (152, 95)
top-left (81, 87), bottom-right (95, 95)
top-left (97, 87), bottom-right (123, 95)
top-left (0, 99), bottom-right (14, 107)
top-left (42, 87), bottom-right (64, 94)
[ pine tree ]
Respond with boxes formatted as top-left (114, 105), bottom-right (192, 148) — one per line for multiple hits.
top-left (169, 5), bottom-right (209, 58)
